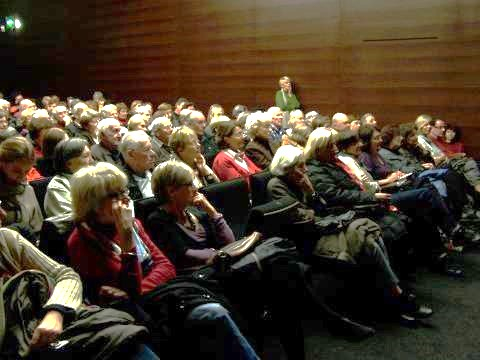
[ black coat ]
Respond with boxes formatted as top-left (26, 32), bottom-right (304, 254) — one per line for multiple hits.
top-left (306, 159), bottom-right (377, 206)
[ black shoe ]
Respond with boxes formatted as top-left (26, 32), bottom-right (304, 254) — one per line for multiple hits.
top-left (327, 317), bottom-right (375, 340)
top-left (399, 293), bottom-right (433, 319)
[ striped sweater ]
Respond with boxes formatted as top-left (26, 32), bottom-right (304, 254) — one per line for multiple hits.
top-left (0, 228), bottom-right (82, 311)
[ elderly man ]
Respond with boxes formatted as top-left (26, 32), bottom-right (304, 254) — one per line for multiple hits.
top-left (91, 118), bottom-right (124, 168)
top-left (331, 112), bottom-right (351, 134)
top-left (51, 104), bottom-right (72, 127)
top-left (288, 109), bottom-right (306, 130)
top-left (267, 106), bottom-right (285, 149)
top-left (65, 102), bottom-right (89, 138)
top-left (119, 130), bottom-right (157, 200)
top-left (149, 116), bottom-right (176, 165)
top-left (360, 113), bottom-right (377, 127)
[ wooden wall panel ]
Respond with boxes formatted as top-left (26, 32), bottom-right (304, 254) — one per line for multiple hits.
top-left (1, 0), bottom-right (480, 155)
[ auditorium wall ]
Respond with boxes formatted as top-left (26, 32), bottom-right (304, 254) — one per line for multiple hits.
top-left (2, 0), bottom-right (480, 156)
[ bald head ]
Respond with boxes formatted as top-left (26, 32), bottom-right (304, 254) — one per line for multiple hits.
top-left (331, 113), bottom-right (350, 133)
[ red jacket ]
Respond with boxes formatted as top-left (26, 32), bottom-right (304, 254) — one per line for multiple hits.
top-left (67, 219), bottom-right (176, 301)
top-left (212, 150), bottom-right (261, 182)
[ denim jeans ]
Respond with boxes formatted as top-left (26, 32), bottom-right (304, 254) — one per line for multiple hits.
top-left (129, 343), bottom-right (161, 360)
top-left (185, 303), bottom-right (259, 360)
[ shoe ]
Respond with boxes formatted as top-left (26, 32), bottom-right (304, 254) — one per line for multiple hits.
top-left (430, 253), bottom-right (465, 278)
top-left (327, 317), bottom-right (375, 340)
top-left (398, 293), bottom-right (433, 319)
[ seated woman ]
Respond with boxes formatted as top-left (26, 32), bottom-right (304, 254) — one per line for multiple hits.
top-left (244, 113), bottom-right (275, 169)
top-left (75, 109), bottom-right (100, 146)
top-left (0, 136), bottom-right (43, 241)
top-left (267, 145), bottom-right (432, 321)
top-left (212, 121), bottom-right (261, 182)
top-left (443, 123), bottom-right (464, 154)
top-left (0, 227), bottom-right (159, 359)
top-left (36, 127), bottom-right (69, 177)
top-left (170, 126), bottom-right (219, 188)
top-left (67, 162), bottom-right (258, 360)
top-left (44, 138), bottom-right (93, 219)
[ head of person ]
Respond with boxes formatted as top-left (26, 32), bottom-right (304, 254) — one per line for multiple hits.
top-left (207, 104), bottom-right (224, 124)
top-left (336, 130), bottom-right (363, 157)
top-left (157, 103), bottom-right (173, 120)
top-left (100, 104), bottom-right (118, 120)
top-left (445, 124), bottom-right (461, 144)
top-left (130, 100), bottom-right (143, 112)
top-left (331, 112), bottom-right (351, 133)
top-left (174, 97), bottom-right (188, 115)
top-left (73, 102), bottom-right (90, 122)
top-left (149, 117), bottom-right (173, 144)
top-left (270, 145), bottom-right (308, 185)
top-left (214, 121), bottom-right (245, 152)
top-left (431, 119), bottom-right (446, 139)
top-left (350, 120), bottom-right (361, 133)
top-left (304, 127), bottom-right (337, 163)
top-left (415, 114), bottom-right (433, 136)
top-left (54, 138), bottom-right (92, 174)
top-left (71, 162), bottom-right (129, 226)
top-left (288, 110), bottom-right (305, 129)
top-left (232, 104), bottom-right (248, 119)
top-left (400, 124), bottom-right (418, 148)
top-left (278, 76), bottom-right (292, 92)
top-left (52, 105), bottom-right (69, 124)
top-left (360, 113), bottom-right (377, 127)
top-left (14, 93), bottom-right (24, 105)
top-left (267, 106), bottom-right (284, 129)
top-left (305, 111), bottom-right (319, 127)
top-left (283, 126), bottom-right (312, 149)
top-left (116, 103), bottom-right (129, 121)
top-left (380, 125), bottom-right (403, 151)
top-left (184, 110), bottom-right (206, 137)
top-left (0, 99), bottom-right (10, 113)
top-left (78, 109), bottom-right (100, 135)
top-left (119, 130), bottom-right (156, 174)
top-left (169, 126), bottom-right (201, 166)
top-left (92, 91), bottom-right (104, 102)
top-left (98, 118), bottom-right (122, 151)
top-left (127, 114), bottom-right (147, 131)
top-left (0, 136), bottom-right (35, 185)
top-left (311, 114), bottom-right (330, 130)
top-left (19, 99), bottom-right (37, 112)
top-left (28, 109), bottom-right (55, 146)
top-left (133, 105), bottom-right (151, 124)
top-left (247, 112), bottom-right (272, 142)
top-left (0, 110), bottom-right (9, 131)
top-left (358, 125), bottom-right (381, 154)
top-left (151, 160), bottom-right (197, 209)
top-left (41, 127), bottom-right (68, 160)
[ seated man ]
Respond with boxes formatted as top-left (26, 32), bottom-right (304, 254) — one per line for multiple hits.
top-left (148, 116), bottom-right (176, 165)
top-left (91, 118), bottom-right (124, 169)
top-left (119, 130), bottom-right (157, 200)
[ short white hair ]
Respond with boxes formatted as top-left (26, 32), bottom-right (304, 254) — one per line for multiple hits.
top-left (102, 104), bottom-right (117, 113)
top-left (210, 114), bottom-right (231, 126)
top-left (97, 117), bottom-right (121, 134)
top-left (270, 145), bottom-right (304, 176)
top-left (52, 105), bottom-right (67, 114)
top-left (305, 111), bottom-right (319, 120)
top-left (267, 106), bottom-right (281, 115)
top-left (119, 130), bottom-right (150, 155)
top-left (148, 116), bottom-right (171, 132)
top-left (304, 127), bottom-right (334, 161)
top-left (31, 109), bottom-right (50, 121)
top-left (247, 112), bottom-right (272, 137)
top-left (332, 112), bottom-right (348, 123)
top-left (0, 99), bottom-right (10, 109)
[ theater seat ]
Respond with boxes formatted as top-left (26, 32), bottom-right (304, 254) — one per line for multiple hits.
top-left (39, 217), bottom-right (73, 265)
top-left (134, 197), bottom-right (160, 225)
top-left (250, 170), bottom-right (273, 207)
top-left (30, 176), bottom-right (53, 217)
top-left (199, 178), bottom-right (251, 239)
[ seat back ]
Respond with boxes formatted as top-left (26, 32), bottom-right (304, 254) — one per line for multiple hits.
top-left (39, 217), bottom-right (73, 265)
top-left (199, 178), bottom-right (251, 239)
top-left (134, 197), bottom-right (160, 225)
top-left (30, 176), bottom-right (53, 217)
top-left (250, 170), bottom-right (273, 206)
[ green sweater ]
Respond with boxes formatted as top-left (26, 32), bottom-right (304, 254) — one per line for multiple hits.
top-left (275, 90), bottom-right (301, 112)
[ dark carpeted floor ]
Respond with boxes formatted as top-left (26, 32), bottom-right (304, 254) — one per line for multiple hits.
top-left (265, 248), bottom-right (480, 360)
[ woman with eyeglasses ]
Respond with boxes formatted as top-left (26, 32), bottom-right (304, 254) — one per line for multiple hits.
top-left (67, 162), bottom-right (259, 360)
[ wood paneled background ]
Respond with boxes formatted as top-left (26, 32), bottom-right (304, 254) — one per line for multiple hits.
top-left (2, 0), bottom-right (480, 156)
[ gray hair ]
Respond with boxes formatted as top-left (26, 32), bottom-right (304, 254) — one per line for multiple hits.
top-left (97, 118), bottom-right (121, 135)
top-left (270, 145), bottom-right (304, 176)
top-left (119, 130), bottom-right (150, 155)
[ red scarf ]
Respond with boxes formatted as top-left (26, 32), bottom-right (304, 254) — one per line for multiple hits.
top-left (333, 157), bottom-right (366, 191)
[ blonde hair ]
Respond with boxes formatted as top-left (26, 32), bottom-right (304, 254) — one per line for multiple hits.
top-left (71, 162), bottom-right (128, 223)
top-left (127, 114), bottom-right (146, 131)
top-left (278, 76), bottom-right (291, 86)
top-left (304, 127), bottom-right (334, 161)
top-left (207, 104), bottom-right (224, 124)
top-left (0, 136), bottom-right (35, 163)
top-left (169, 126), bottom-right (196, 152)
top-left (415, 114), bottom-right (432, 130)
top-left (151, 160), bottom-right (194, 204)
top-left (78, 109), bottom-right (100, 128)
top-left (270, 145), bottom-right (304, 176)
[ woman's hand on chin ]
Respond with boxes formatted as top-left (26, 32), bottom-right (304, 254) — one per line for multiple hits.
top-left (112, 199), bottom-right (134, 251)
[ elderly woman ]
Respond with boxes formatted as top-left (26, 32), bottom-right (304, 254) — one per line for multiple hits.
top-left (67, 162), bottom-right (259, 360)
top-left (170, 126), bottom-right (219, 188)
top-left (267, 145), bottom-right (432, 321)
top-left (36, 127), bottom-right (69, 177)
top-left (0, 136), bottom-right (43, 240)
top-left (244, 113), bottom-right (275, 170)
top-left (212, 121), bottom-right (260, 182)
top-left (275, 76), bottom-right (301, 112)
top-left (44, 138), bottom-right (93, 219)
top-left (128, 114), bottom-right (147, 132)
